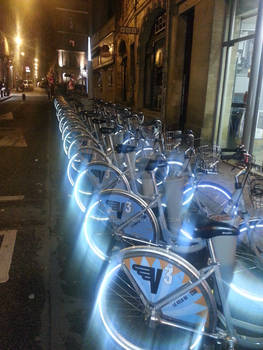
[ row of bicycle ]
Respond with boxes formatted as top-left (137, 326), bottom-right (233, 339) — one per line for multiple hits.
top-left (54, 95), bottom-right (263, 350)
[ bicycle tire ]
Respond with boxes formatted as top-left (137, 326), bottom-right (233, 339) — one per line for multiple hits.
top-left (238, 218), bottom-right (263, 265)
top-left (63, 127), bottom-right (88, 155)
top-left (84, 189), bottom-right (160, 261)
top-left (74, 161), bottom-right (131, 212)
top-left (186, 181), bottom-right (232, 217)
top-left (67, 147), bottom-right (110, 186)
top-left (67, 134), bottom-right (100, 159)
top-left (97, 246), bottom-right (217, 350)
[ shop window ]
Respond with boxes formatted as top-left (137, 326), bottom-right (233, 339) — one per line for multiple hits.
top-left (216, 0), bottom-right (258, 150)
top-left (233, 0), bottom-right (258, 39)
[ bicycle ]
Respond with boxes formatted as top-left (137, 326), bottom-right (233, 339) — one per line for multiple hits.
top-left (96, 229), bottom-right (263, 349)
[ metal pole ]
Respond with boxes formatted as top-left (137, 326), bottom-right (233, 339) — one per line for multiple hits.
top-left (216, 0), bottom-right (237, 146)
top-left (87, 36), bottom-right (93, 99)
top-left (212, 2), bottom-right (228, 145)
top-left (249, 43), bottom-right (263, 154)
top-left (242, 0), bottom-right (263, 149)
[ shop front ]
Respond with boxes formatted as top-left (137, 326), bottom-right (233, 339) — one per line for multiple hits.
top-left (214, 0), bottom-right (263, 165)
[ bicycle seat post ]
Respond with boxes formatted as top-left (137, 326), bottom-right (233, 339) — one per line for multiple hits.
top-left (125, 151), bottom-right (137, 192)
top-left (108, 133), bottom-right (117, 165)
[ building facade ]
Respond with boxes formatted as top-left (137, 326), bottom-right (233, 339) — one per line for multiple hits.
top-left (0, 1), bottom-right (14, 89)
top-left (91, 0), bottom-right (263, 164)
top-left (54, 1), bottom-right (90, 86)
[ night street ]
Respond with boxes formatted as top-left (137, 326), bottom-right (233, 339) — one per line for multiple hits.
top-left (0, 90), bottom-right (115, 350)
top-left (1, 0), bottom-right (263, 349)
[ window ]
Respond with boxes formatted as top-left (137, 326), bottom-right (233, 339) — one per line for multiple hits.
top-left (69, 16), bottom-right (74, 30)
top-left (154, 13), bottom-right (166, 34)
top-left (69, 40), bottom-right (76, 48)
top-left (216, 0), bottom-right (258, 149)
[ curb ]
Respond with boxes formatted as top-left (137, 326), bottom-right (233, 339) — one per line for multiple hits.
top-left (0, 95), bottom-right (12, 103)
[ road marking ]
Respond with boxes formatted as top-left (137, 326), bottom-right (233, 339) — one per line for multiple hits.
top-left (0, 195), bottom-right (24, 202)
top-left (0, 127), bottom-right (27, 147)
top-left (0, 230), bottom-right (17, 283)
top-left (0, 112), bottom-right (14, 120)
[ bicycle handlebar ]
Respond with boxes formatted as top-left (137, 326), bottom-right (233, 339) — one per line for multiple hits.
top-left (221, 145), bottom-right (252, 165)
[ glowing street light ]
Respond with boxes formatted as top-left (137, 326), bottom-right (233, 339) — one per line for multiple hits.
top-left (21, 52), bottom-right (25, 56)
top-left (34, 58), bottom-right (38, 62)
top-left (15, 35), bottom-right (22, 47)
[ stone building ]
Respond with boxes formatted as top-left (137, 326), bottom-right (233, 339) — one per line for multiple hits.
top-left (91, 0), bottom-right (263, 165)
top-left (0, 1), bottom-right (14, 88)
top-left (54, 0), bottom-right (119, 88)
top-left (0, 32), bottom-right (11, 86)
top-left (54, 0), bottom-right (90, 85)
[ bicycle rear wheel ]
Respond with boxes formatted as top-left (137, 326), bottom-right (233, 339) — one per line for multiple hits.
top-left (238, 218), bottom-right (263, 264)
top-left (189, 182), bottom-right (232, 217)
top-left (67, 147), bottom-right (110, 186)
top-left (98, 246), bottom-right (217, 350)
top-left (74, 161), bottom-right (131, 212)
top-left (84, 190), bottom-right (159, 261)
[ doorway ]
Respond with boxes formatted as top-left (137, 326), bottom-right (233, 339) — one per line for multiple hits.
top-left (179, 9), bottom-right (194, 130)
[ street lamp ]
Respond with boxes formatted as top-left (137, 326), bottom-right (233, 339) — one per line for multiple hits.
top-left (15, 35), bottom-right (22, 47)
top-left (34, 59), bottom-right (39, 82)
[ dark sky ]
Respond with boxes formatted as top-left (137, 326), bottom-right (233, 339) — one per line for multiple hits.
top-left (0, 0), bottom-right (119, 75)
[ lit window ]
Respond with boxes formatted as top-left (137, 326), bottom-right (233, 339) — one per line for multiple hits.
top-left (69, 40), bottom-right (75, 47)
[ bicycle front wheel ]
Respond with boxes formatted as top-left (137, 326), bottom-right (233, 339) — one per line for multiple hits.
top-left (74, 161), bottom-right (131, 212)
top-left (97, 246), bottom-right (217, 350)
top-left (188, 182), bottom-right (232, 217)
top-left (84, 190), bottom-right (159, 261)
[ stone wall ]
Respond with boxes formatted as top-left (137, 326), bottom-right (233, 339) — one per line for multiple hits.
top-left (91, 0), bottom-right (226, 141)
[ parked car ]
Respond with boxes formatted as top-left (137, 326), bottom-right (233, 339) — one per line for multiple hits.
top-left (23, 80), bottom-right (34, 91)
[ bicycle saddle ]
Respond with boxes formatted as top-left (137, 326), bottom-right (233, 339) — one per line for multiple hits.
top-left (100, 127), bottom-right (116, 135)
top-left (115, 144), bottom-right (137, 153)
top-left (193, 214), bottom-right (239, 239)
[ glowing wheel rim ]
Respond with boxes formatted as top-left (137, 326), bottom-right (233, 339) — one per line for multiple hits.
top-left (97, 247), bottom-right (216, 350)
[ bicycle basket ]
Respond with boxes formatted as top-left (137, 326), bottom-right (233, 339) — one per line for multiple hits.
top-left (197, 145), bottom-right (221, 174)
top-left (164, 131), bottom-right (182, 152)
top-left (250, 177), bottom-right (263, 209)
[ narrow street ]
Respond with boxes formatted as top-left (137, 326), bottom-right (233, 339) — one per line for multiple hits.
top-left (0, 89), bottom-right (114, 350)
top-left (0, 89), bottom-right (49, 349)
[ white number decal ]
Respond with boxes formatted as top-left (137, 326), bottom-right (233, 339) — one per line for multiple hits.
top-left (104, 170), bottom-right (110, 179)
top-left (125, 201), bottom-right (132, 213)
top-left (164, 265), bottom-right (173, 285)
